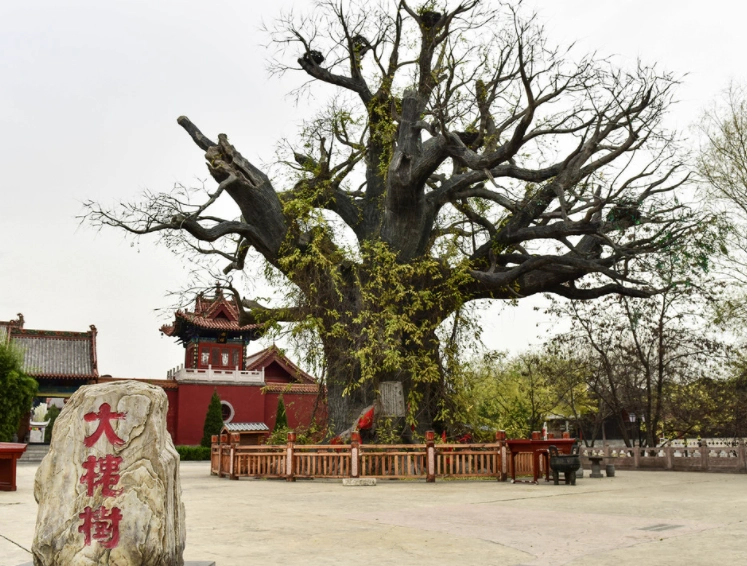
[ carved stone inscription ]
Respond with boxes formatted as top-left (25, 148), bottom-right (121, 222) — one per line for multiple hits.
top-left (379, 381), bottom-right (406, 417)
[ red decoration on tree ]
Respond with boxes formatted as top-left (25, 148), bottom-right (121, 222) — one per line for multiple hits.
top-left (80, 455), bottom-right (123, 497)
top-left (357, 405), bottom-right (375, 430)
top-left (78, 505), bottom-right (123, 549)
top-left (83, 403), bottom-right (126, 447)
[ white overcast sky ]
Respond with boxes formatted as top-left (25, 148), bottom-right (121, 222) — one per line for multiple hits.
top-left (0, 1), bottom-right (744, 378)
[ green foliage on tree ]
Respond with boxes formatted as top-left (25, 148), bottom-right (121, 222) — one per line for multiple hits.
top-left (666, 362), bottom-right (747, 439)
top-left (273, 397), bottom-right (288, 432)
top-left (374, 416), bottom-right (405, 445)
top-left (44, 404), bottom-right (61, 444)
top-left (0, 341), bottom-right (37, 442)
top-left (450, 350), bottom-right (592, 440)
top-left (201, 389), bottom-right (224, 448)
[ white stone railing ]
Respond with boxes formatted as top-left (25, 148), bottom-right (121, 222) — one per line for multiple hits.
top-left (167, 364), bottom-right (264, 385)
top-left (660, 437), bottom-right (747, 448)
top-left (579, 441), bottom-right (747, 473)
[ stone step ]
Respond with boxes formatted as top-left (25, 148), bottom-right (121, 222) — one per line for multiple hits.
top-left (19, 444), bottom-right (50, 462)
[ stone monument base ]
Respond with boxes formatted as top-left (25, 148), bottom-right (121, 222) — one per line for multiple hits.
top-left (20, 563), bottom-right (215, 566)
top-left (343, 477), bottom-right (377, 486)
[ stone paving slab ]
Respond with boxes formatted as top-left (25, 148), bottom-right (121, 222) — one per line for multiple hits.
top-left (1, 462), bottom-right (746, 565)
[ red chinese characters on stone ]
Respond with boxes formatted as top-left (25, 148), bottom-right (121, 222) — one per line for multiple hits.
top-left (80, 455), bottom-right (123, 497)
top-left (79, 404), bottom-right (128, 549)
top-left (83, 403), bottom-right (126, 447)
top-left (78, 505), bottom-right (122, 549)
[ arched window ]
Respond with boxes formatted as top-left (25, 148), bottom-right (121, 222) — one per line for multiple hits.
top-left (220, 401), bottom-right (235, 423)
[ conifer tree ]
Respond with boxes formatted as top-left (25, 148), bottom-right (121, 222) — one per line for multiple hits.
top-left (201, 389), bottom-right (224, 447)
top-left (273, 397), bottom-right (288, 432)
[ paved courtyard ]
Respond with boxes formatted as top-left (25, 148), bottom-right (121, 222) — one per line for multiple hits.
top-left (2, 462), bottom-right (746, 565)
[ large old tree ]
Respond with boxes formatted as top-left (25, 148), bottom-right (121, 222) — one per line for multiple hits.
top-left (87, 1), bottom-right (700, 434)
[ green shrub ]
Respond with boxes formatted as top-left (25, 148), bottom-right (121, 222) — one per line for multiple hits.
top-left (265, 421), bottom-right (327, 445)
top-left (0, 342), bottom-right (37, 442)
top-left (266, 426), bottom-right (291, 445)
top-left (176, 445), bottom-right (212, 461)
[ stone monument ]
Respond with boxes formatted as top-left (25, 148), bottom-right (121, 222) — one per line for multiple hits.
top-left (31, 381), bottom-right (186, 566)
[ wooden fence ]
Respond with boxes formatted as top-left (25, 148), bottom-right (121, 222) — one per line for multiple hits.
top-left (579, 440), bottom-right (747, 474)
top-left (209, 433), bottom-right (747, 481)
top-left (209, 431), bottom-right (541, 482)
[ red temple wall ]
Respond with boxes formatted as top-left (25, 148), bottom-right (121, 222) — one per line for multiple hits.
top-left (174, 383), bottom-right (266, 446)
top-left (161, 383), bottom-right (323, 445)
top-left (262, 391), bottom-right (320, 431)
top-left (164, 389), bottom-right (179, 442)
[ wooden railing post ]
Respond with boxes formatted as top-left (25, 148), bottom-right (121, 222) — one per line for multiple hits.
top-left (219, 433), bottom-right (228, 478)
top-left (496, 430), bottom-right (507, 482)
top-left (350, 432), bottom-right (360, 478)
top-left (665, 446), bottom-right (673, 470)
top-left (426, 430), bottom-right (436, 482)
top-left (210, 435), bottom-right (218, 476)
top-left (633, 444), bottom-right (640, 468)
top-left (286, 431), bottom-right (296, 482)
top-left (230, 433), bottom-right (240, 480)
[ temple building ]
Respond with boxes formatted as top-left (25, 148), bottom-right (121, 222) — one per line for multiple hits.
top-left (1, 314), bottom-right (99, 441)
top-left (161, 288), bottom-right (261, 373)
top-left (3, 290), bottom-right (322, 447)
top-left (127, 288), bottom-right (320, 445)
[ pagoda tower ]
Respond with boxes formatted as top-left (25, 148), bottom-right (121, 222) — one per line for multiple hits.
top-left (153, 288), bottom-right (321, 445)
top-left (160, 286), bottom-right (262, 374)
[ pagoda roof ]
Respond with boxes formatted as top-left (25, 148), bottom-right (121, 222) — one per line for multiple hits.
top-left (245, 345), bottom-right (317, 385)
top-left (263, 383), bottom-right (319, 395)
top-left (160, 291), bottom-right (261, 341)
top-left (3, 316), bottom-right (99, 380)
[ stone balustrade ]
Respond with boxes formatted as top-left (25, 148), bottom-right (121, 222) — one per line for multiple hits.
top-left (579, 441), bottom-right (747, 473)
top-left (168, 365), bottom-right (264, 385)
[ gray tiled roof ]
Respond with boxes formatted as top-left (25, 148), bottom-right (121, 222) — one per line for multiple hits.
top-left (13, 334), bottom-right (96, 378)
top-left (223, 422), bottom-right (269, 432)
